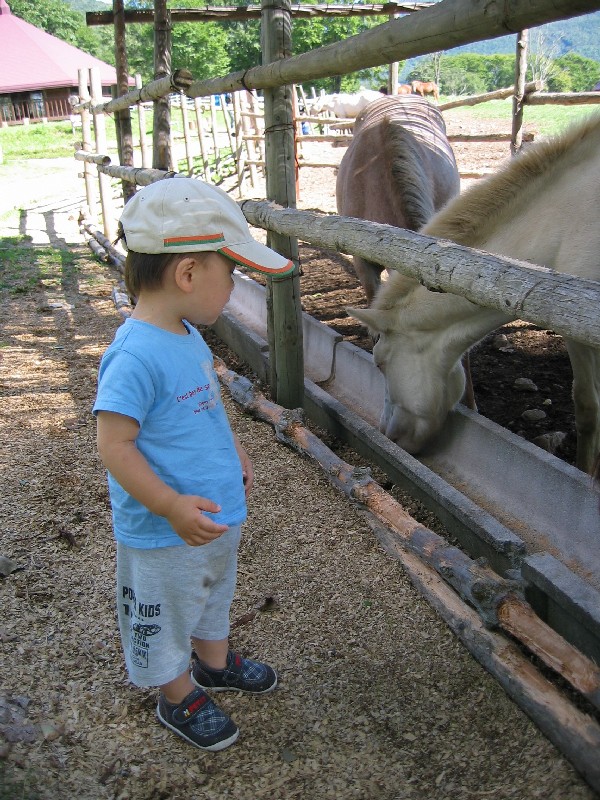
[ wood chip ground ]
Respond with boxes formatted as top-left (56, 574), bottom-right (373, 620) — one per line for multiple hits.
top-left (0, 135), bottom-right (596, 799)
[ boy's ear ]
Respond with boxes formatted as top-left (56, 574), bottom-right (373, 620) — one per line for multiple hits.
top-left (173, 255), bottom-right (198, 293)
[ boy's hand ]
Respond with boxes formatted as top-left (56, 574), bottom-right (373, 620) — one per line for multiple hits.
top-left (166, 494), bottom-right (228, 546)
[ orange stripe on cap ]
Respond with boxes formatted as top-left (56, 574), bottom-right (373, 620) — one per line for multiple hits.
top-left (220, 246), bottom-right (294, 274)
top-left (164, 233), bottom-right (224, 247)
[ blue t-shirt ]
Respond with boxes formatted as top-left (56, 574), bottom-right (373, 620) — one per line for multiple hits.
top-left (93, 318), bottom-right (246, 548)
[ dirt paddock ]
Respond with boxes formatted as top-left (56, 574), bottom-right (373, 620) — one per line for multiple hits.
top-left (0, 116), bottom-right (596, 800)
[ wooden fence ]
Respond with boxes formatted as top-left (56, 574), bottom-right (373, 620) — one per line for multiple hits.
top-left (73, 0), bottom-right (600, 402)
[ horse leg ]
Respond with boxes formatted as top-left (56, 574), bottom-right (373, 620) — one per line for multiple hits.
top-left (565, 340), bottom-right (600, 474)
top-left (353, 256), bottom-right (383, 304)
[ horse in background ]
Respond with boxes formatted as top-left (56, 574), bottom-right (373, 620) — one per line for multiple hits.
top-left (336, 94), bottom-right (460, 302)
top-left (308, 90), bottom-right (382, 119)
top-left (349, 114), bottom-right (600, 474)
top-left (378, 84), bottom-right (421, 96)
top-left (411, 80), bottom-right (440, 102)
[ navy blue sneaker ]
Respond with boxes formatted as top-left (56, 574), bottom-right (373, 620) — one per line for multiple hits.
top-left (192, 650), bottom-right (278, 694)
top-left (156, 687), bottom-right (239, 751)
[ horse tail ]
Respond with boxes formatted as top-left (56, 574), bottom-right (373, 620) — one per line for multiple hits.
top-left (385, 118), bottom-right (435, 230)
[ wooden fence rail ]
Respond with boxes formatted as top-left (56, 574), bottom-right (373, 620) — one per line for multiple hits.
top-left (86, 3), bottom-right (432, 25)
top-left (182, 0), bottom-right (598, 99)
top-left (84, 155), bottom-right (600, 351)
top-left (75, 1), bottom-right (600, 113)
top-left (240, 200), bottom-right (600, 349)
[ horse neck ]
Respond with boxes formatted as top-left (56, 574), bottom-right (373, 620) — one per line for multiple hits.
top-left (417, 286), bottom-right (512, 364)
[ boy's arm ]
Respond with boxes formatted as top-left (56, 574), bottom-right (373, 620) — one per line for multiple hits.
top-left (233, 433), bottom-right (254, 497)
top-left (96, 410), bottom-right (228, 545)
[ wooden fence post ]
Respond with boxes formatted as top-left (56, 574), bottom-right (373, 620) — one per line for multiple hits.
top-left (261, 0), bottom-right (304, 409)
top-left (78, 68), bottom-right (97, 217)
top-left (209, 96), bottom-right (222, 176)
top-left (89, 67), bottom-right (116, 241)
top-left (232, 92), bottom-right (246, 194)
top-left (240, 91), bottom-right (259, 187)
top-left (135, 74), bottom-right (150, 168)
top-left (512, 29), bottom-right (529, 156)
top-left (220, 93), bottom-right (236, 164)
top-left (152, 0), bottom-right (172, 170)
top-left (193, 97), bottom-right (212, 182)
top-left (113, 0), bottom-right (135, 203)
top-left (180, 94), bottom-right (194, 173)
top-left (388, 12), bottom-right (399, 94)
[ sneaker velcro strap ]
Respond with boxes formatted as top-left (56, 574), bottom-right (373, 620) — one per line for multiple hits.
top-left (171, 690), bottom-right (210, 725)
top-left (223, 651), bottom-right (244, 682)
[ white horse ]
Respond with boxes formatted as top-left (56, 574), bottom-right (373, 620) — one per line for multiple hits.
top-left (350, 114), bottom-right (600, 473)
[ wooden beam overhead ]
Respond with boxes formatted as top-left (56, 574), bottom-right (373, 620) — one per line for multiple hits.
top-left (86, 3), bottom-right (431, 25)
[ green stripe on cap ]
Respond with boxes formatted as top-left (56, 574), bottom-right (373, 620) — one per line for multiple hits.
top-left (164, 233), bottom-right (225, 247)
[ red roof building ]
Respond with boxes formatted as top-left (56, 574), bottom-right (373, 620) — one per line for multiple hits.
top-left (0, 0), bottom-right (126, 123)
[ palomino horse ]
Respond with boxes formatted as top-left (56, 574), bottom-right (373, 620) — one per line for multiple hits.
top-left (411, 80), bottom-right (439, 102)
top-left (336, 95), bottom-right (460, 302)
top-left (350, 114), bottom-right (600, 474)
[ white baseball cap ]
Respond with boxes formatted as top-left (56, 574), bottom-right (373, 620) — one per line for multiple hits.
top-left (119, 176), bottom-right (294, 276)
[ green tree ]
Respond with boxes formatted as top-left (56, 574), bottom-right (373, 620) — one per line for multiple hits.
top-left (408, 53), bottom-right (515, 95)
top-left (121, 1), bottom-right (230, 83)
top-left (551, 53), bottom-right (600, 91)
top-left (291, 8), bottom-right (384, 93)
top-left (172, 20), bottom-right (230, 80)
top-left (10, 0), bottom-right (81, 42)
top-left (225, 20), bottom-right (262, 74)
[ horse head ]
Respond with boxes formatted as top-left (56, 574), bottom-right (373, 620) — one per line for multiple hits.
top-left (348, 286), bottom-right (467, 454)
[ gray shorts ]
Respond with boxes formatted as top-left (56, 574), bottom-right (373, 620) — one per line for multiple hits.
top-left (115, 524), bottom-right (241, 688)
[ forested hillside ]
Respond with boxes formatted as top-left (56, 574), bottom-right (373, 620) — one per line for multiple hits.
top-left (447, 11), bottom-right (600, 61)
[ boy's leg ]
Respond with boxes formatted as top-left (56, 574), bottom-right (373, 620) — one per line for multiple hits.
top-left (161, 668), bottom-right (198, 704)
top-left (116, 542), bottom-right (240, 751)
top-left (191, 636), bottom-right (229, 670)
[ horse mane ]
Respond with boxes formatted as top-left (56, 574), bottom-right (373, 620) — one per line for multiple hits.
top-left (423, 112), bottom-right (600, 246)
top-left (384, 117), bottom-right (435, 231)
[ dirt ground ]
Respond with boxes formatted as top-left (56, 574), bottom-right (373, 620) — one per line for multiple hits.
top-left (0, 115), bottom-right (596, 800)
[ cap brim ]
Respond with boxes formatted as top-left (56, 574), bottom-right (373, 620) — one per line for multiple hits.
top-left (220, 242), bottom-right (295, 276)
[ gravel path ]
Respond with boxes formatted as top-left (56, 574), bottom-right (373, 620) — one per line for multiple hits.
top-left (0, 158), bottom-right (597, 800)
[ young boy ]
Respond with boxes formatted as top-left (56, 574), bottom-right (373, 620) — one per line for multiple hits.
top-left (93, 177), bottom-right (294, 751)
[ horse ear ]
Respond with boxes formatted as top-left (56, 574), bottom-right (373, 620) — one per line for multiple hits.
top-left (346, 306), bottom-right (387, 334)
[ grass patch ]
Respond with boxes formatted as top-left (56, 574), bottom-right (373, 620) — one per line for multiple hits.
top-left (0, 239), bottom-right (81, 296)
top-left (175, 146), bottom-right (237, 180)
top-left (442, 97), bottom-right (599, 135)
top-left (0, 120), bottom-right (78, 160)
top-left (0, 106), bottom-right (229, 165)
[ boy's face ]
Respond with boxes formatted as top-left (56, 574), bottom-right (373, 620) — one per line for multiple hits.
top-left (186, 251), bottom-right (236, 326)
